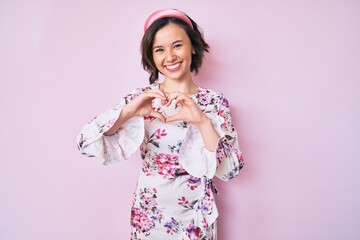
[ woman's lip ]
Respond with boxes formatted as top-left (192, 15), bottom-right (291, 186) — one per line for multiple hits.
top-left (164, 62), bottom-right (181, 72)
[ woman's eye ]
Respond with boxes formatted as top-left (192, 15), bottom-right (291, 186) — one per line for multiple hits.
top-left (155, 48), bottom-right (164, 53)
top-left (174, 44), bottom-right (182, 49)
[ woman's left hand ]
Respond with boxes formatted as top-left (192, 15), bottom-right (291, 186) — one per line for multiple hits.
top-left (165, 91), bottom-right (207, 124)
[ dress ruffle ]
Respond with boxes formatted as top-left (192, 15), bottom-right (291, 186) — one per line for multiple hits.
top-left (178, 113), bottom-right (225, 179)
top-left (77, 101), bottom-right (144, 165)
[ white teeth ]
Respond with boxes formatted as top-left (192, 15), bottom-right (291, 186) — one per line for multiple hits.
top-left (166, 63), bottom-right (180, 70)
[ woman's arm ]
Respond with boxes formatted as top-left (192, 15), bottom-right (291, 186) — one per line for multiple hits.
top-left (193, 115), bottom-right (220, 152)
top-left (77, 87), bottom-right (166, 164)
top-left (103, 105), bottom-right (135, 136)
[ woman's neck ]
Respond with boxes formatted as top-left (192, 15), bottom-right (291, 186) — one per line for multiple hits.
top-left (160, 78), bottom-right (198, 96)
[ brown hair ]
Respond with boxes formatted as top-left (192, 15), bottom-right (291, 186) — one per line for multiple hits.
top-left (141, 16), bottom-right (210, 84)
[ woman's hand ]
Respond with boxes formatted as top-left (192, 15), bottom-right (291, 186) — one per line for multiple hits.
top-left (104, 89), bottom-right (167, 136)
top-left (124, 89), bottom-right (167, 123)
top-left (165, 91), bottom-right (207, 124)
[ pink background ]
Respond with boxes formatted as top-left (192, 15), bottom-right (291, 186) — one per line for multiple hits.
top-left (1, 0), bottom-right (359, 239)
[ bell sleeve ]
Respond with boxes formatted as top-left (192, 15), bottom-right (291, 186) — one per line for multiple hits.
top-left (76, 88), bottom-right (145, 165)
top-left (213, 95), bottom-right (244, 181)
top-left (179, 94), bottom-right (244, 180)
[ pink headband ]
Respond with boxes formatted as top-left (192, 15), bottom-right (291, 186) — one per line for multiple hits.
top-left (144, 9), bottom-right (194, 32)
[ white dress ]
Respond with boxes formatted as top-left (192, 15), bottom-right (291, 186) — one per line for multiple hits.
top-left (77, 84), bottom-right (244, 240)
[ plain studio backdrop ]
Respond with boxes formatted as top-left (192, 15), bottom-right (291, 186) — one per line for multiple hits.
top-left (1, 0), bottom-right (359, 239)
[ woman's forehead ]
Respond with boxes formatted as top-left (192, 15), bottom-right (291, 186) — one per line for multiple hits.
top-left (153, 23), bottom-right (190, 46)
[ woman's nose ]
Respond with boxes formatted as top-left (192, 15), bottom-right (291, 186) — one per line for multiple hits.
top-left (166, 50), bottom-right (176, 62)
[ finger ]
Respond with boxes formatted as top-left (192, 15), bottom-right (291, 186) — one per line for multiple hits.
top-left (172, 97), bottom-right (186, 108)
top-left (147, 89), bottom-right (167, 97)
top-left (178, 97), bottom-right (196, 107)
top-left (143, 90), bottom-right (168, 105)
top-left (166, 91), bottom-right (182, 100)
top-left (173, 99), bottom-right (184, 109)
top-left (150, 111), bottom-right (166, 123)
top-left (165, 113), bottom-right (182, 123)
top-left (161, 99), bottom-right (168, 105)
top-left (166, 93), bottom-right (186, 107)
top-left (176, 101), bottom-right (182, 108)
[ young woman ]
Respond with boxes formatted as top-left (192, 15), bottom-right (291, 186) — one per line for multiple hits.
top-left (77, 9), bottom-right (244, 240)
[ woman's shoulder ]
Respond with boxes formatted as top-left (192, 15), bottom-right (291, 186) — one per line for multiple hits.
top-left (122, 84), bottom-right (155, 103)
top-left (197, 86), bottom-right (231, 109)
top-left (197, 86), bottom-right (227, 100)
top-left (131, 84), bottom-right (156, 92)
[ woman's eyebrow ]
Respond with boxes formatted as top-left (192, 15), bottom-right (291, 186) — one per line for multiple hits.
top-left (172, 40), bottom-right (183, 44)
top-left (153, 40), bottom-right (183, 49)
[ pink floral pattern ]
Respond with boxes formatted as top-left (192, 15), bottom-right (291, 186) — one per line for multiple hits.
top-left (155, 153), bottom-right (182, 178)
top-left (186, 219), bottom-right (206, 240)
top-left (77, 84), bottom-right (244, 239)
top-left (131, 187), bottom-right (162, 238)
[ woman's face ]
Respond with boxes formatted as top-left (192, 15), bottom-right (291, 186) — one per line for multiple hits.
top-left (152, 23), bottom-right (194, 82)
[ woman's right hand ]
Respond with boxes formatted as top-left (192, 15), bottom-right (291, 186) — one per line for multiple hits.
top-left (124, 89), bottom-right (167, 122)
top-left (105, 89), bottom-right (167, 136)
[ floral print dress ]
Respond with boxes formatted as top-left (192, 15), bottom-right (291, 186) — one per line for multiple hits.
top-left (77, 84), bottom-right (244, 240)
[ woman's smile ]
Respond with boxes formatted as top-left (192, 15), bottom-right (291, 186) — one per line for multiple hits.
top-left (164, 62), bottom-right (182, 72)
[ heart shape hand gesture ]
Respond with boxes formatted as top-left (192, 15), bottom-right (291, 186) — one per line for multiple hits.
top-left (124, 89), bottom-right (206, 124)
